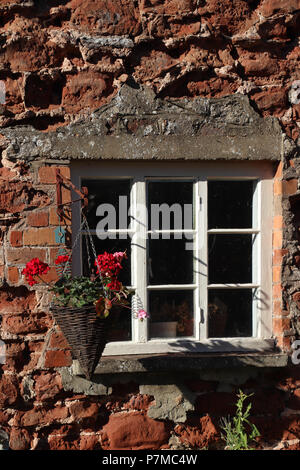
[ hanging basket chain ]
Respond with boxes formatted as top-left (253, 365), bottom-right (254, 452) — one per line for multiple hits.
top-left (53, 207), bottom-right (108, 300)
top-left (60, 209), bottom-right (85, 278)
top-left (84, 226), bottom-right (92, 274)
top-left (81, 212), bottom-right (109, 300)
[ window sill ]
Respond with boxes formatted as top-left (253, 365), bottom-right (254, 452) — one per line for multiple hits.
top-left (71, 338), bottom-right (288, 376)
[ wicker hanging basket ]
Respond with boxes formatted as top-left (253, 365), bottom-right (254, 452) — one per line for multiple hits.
top-left (50, 304), bottom-right (108, 380)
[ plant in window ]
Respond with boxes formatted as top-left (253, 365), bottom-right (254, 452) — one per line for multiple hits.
top-left (150, 299), bottom-right (192, 337)
top-left (208, 296), bottom-right (228, 337)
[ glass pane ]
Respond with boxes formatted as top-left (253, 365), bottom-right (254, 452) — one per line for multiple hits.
top-left (148, 181), bottom-right (193, 230)
top-left (148, 236), bottom-right (194, 285)
top-left (106, 303), bottom-right (132, 343)
top-left (208, 234), bottom-right (253, 284)
top-left (82, 179), bottom-right (131, 230)
top-left (208, 289), bottom-right (253, 337)
top-left (82, 235), bottom-right (131, 286)
top-left (208, 181), bottom-right (254, 229)
top-left (149, 290), bottom-right (194, 338)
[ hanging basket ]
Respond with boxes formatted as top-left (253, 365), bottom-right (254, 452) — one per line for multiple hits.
top-left (50, 304), bottom-right (108, 380)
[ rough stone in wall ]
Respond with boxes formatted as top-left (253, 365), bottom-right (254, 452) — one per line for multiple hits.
top-left (0, 0), bottom-right (299, 143)
top-left (1, 82), bottom-right (283, 162)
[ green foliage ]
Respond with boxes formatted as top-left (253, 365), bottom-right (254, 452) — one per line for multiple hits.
top-left (220, 390), bottom-right (260, 450)
top-left (51, 275), bottom-right (104, 308)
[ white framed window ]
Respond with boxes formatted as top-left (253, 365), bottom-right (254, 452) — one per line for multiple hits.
top-left (71, 160), bottom-right (273, 355)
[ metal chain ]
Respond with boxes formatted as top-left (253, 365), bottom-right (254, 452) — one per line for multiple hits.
top-left (61, 209), bottom-right (86, 277)
top-left (51, 209), bottom-right (108, 304)
top-left (84, 227), bottom-right (92, 273)
top-left (81, 213), bottom-right (108, 299)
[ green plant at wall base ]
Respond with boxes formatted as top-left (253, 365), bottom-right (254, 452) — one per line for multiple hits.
top-left (220, 390), bottom-right (260, 450)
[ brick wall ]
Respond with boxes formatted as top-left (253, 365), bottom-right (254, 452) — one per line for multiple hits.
top-left (0, 0), bottom-right (300, 451)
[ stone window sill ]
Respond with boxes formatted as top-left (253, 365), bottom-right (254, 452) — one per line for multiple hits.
top-left (71, 338), bottom-right (288, 377)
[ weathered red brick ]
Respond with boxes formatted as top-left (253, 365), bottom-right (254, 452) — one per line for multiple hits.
top-left (4, 341), bottom-right (26, 369)
top-left (23, 228), bottom-right (56, 246)
top-left (175, 415), bottom-right (219, 449)
top-left (69, 401), bottom-right (99, 420)
top-left (48, 435), bottom-right (80, 450)
top-left (34, 372), bottom-right (64, 401)
top-left (48, 330), bottom-right (70, 349)
top-left (21, 406), bottom-right (69, 427)
top-left (44, 349), bottom-right (72, 368)
top-left (9, 427), bottom-right (31, 450)
top-left (10, 230), bottom-right (23, 247)
top-left (0, 375), bottom-right (19, 407)
top-left (38, 166), bottom-right (70, 184)
top-left (0, 286), bottom-right (36, 314)
top-left (27, 211), bottom-right (49, 227)
top-left (20, 409), bottom-right (44, 427)
top-left (45, 406), bottom-right (69, 424)
top-left (273, 230), bottom-right (283, 249)
top-left (62, 71), bottom-right (111, 112)
top-left (7, 266), bottom-right (19, 284)
top-left (240, 55), bottom-right (279, 77)
top-left (101, 412), bottom-right (170, 450)
top-left (0, 410), bottom-right (10, 426)
top-left (123, 394), bottom-right (154, 411)
top-left (259, 0), bottom-right (300, 17)
top-left (79, 434), bottom-right (101, 450)
top-left (6, 247), bottom-right (47, 265)
top-left (252, 88), bottom-right (287, 113)
top-left (273, 249), bottom-right (289, 265)
top-left (273, 282), bottom-right (283, 300)
top-left (0, 177), bottom-right (51, 213)
top-left (69, 0), bottom-right (140, 35)
top-left (1, 312), bottom-right (51, 334)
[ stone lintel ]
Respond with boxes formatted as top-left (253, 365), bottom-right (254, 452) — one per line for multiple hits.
top-left (1, 83), bottom-right (283, 163)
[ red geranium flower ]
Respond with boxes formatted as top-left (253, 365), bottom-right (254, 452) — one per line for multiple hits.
top-left (94, 251), bottom-right (126, 292)
top-left (107, 279), bottom-right (121, 291)
top-left (55, 255), bottom-right (70, 265)
top-left (22, 258), bottom-right (50, 286)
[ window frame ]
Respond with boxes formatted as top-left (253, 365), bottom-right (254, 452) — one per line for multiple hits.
top-left (71, 160), bottom-right (273, 355)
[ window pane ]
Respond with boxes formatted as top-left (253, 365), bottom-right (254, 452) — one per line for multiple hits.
top-left (106, 304), bottom-right (132, 343)
top-left (148, 181), bottom-right (193, 230)
top-left (148, 236), bottom-right (194, 285)
top-left (149, 290), bottom-right (194, 338)
top-left (208, 289), bottom-right (253, 337)
top-left (82, 235), bottom-right (131, 286)
top-left (208, 234), bottom-right (253, 284)
top-left (208, 181), bottom-right (254, 229)
top-left (82, 179), bottom-right (131, 230)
